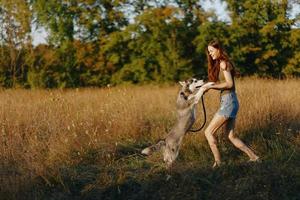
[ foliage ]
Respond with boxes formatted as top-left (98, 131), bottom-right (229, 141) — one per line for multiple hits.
top-left (0, 0), bottom-right (32, 87)
top-left (0, 0), bottom-right (299, 88)
top-left (225, 0), bottom-right (296, 76)
top-left (282, 29), bottom-right (300, 76)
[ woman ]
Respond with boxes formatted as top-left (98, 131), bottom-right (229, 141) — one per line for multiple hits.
top-left (202, 40), bottom-right (259, 168)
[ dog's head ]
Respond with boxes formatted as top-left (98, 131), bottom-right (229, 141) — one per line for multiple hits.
top-left (179, 78), bottom-right (205, 100)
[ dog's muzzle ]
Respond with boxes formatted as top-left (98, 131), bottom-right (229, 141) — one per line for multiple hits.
top-left (195, 84), bottom-right (205, 89)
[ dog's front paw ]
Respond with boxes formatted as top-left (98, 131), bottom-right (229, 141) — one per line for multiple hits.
top-left (195, 96), bottom-right (201, 104)
top-left (204, 82), bottom-right (215, 87)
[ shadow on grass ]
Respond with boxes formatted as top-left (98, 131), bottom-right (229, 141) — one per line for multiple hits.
top-left (2, 146), bottom-right (299, 200)
top-left (82, 158), bottom-right (300, 200)
top-left (1, 118), bottom-right (299, 200)
top-left (46, 132), bottom-right (299, 200)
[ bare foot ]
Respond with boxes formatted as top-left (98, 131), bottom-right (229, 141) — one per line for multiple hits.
top-left (212, 161), bottom-right (222, 169)
top-left (248, 156), bottom-right (261, 163)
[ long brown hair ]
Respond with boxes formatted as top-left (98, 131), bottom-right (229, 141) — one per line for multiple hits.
top-left (206, 40), bottom-right (236, 82)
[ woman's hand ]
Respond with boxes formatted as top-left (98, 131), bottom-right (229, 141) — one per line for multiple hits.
top-left (202, 82), bottom-right (215, 93)
top-left (202, 86), bottom-right (211, 93)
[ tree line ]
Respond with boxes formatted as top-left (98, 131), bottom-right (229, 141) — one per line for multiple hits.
top-left (0, 0), bottom-right (299, 88)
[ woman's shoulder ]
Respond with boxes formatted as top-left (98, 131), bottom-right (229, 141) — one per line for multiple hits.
top-left (220, 60), bottom-right (232, 71)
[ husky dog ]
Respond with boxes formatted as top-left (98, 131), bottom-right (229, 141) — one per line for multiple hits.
top-left (142, 78), bottom-right (214, 167)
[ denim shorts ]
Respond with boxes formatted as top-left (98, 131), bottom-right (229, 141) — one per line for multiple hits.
top-left (217, 92), bottom-right (239, 118)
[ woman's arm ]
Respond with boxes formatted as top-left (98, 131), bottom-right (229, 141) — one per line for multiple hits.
top-left (206, 61), bottom-right (234, 91)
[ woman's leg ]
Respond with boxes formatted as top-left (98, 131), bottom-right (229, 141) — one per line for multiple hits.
top-left (225, 118), bottom-right (259, 161)
top-left (204, 113), bottom-right (228, 167)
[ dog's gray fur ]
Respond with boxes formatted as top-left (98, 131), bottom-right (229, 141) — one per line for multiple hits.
top-left (142, 78), bottom-right (214, 167)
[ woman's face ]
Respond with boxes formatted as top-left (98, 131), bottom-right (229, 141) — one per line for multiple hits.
top-left (207, 45), bottom-right (220, 60)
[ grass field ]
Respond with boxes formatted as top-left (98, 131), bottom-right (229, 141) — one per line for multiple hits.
top-left (0, 78), bottom-right (299, 200)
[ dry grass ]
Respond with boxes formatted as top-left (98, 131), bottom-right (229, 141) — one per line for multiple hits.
top-left (0, 78), bottom-right (299, 199)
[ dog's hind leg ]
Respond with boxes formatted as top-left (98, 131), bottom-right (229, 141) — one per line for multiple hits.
top-left (141, 139), bottom-right (166, 156)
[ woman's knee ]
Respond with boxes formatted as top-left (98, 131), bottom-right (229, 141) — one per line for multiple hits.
top-left (205, 129), bottom-right (216, 144)
top-left (204, 128), bottom-right (212, 138)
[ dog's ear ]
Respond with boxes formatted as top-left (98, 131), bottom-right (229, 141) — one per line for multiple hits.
top-left (179, 81), bottom-right (185, 86)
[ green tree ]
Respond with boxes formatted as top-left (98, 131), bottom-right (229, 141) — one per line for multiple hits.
top-left (31, 0), bottom-right (129, 87)
top-left (111, 6), bottom-right (195, 84)
top-left (282, 28), bottom-right (300, 76)
top-left (0, 0), bottom-right (32, 87)
top-left (225, 0), bottom-right (295, 76)
top-left (26, 44), bottom-right (59, 88)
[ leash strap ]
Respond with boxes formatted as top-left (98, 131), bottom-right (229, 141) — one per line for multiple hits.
top-left (188, 95), bottom-right (206, 133)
